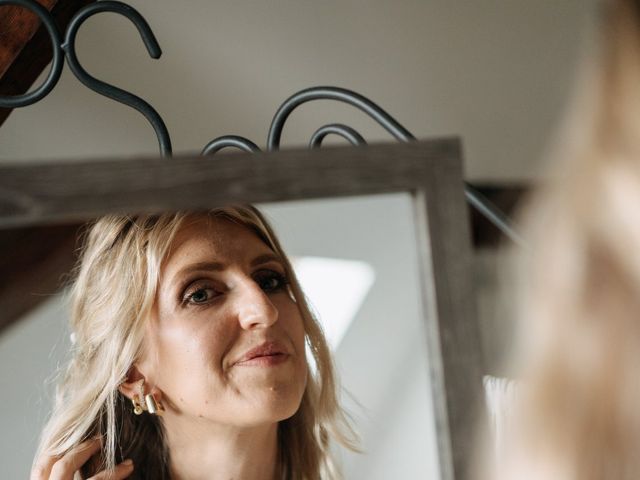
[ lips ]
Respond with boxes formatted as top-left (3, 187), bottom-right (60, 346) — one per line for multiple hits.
top-left (234, 341), bottom-right (289, 365)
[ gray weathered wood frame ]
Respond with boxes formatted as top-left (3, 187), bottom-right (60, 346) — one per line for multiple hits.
top-left (0, 139), bottom-right (483, 480)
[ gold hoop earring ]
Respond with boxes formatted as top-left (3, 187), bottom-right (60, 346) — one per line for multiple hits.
top-left (145, 393), bottom-right (165, 416)
top-left (132, 395), bottom-right (144, 415)
top-left (128, 378), bottom-right (164, 416)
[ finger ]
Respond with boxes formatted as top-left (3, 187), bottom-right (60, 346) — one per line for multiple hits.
top-left (30, 454), bottom-right (61, 480)
top-left (88, 459), bottom-right (134, 480)
top-left (49, 437), bottom-right (102, 480)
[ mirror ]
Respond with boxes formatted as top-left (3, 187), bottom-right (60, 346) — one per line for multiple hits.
top-left (0, 140), bottom-right (481, 479)
top-left (0, 193), bottom-right (441, 478)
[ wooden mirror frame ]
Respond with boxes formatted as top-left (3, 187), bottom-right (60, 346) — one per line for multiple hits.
top-left (0, 138), bottom-right (483, 480)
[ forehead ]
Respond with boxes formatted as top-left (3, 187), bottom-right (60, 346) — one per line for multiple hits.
top-left (163, 216), bottom-right (273, 270)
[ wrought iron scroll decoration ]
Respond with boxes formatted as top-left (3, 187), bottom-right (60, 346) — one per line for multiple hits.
top-left (0, 0), bottom-right (523, 246)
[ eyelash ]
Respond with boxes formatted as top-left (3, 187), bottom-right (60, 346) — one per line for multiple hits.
top-left (181, 270), bottom-right (290, 307)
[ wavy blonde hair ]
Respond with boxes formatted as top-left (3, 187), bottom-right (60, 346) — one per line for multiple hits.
top-left (35, 205), bottom-right (357, 479)
top-left (491, 1), bottom-right (640, 479)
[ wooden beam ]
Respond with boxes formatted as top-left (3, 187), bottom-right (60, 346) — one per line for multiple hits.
top-left (0, 1), bottom-right (57, 79)
top-left (0, 0), bottom-right (94, 127)
top-left (0, 223), bottom-right (79, 334)
top-left (469, 183), bottom-right (527, 248)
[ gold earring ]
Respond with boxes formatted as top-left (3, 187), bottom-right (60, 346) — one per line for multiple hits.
top-left (130, 378), bottom-right (147, 415)
top-left (132, 395), bottom-right (144, 415)
top-left (145, 393), bottom-right (165, 416)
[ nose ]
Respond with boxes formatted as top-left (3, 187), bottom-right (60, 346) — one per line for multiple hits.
top-left (235, 280), bottom-right (279, 330)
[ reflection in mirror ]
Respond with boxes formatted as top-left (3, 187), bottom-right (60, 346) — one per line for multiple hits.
top-left (0, 193), bottom-right (440, 479)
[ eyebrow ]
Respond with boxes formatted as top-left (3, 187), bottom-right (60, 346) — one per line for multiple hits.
top-left (250, 253), bottom-right (285, 268)
top-left (171, 253), bottom-right (285, 285)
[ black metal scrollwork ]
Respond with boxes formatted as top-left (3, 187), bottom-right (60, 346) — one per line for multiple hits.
top-left (309, 124), bottom-right (367, 148)
top-left (0, 0), bottom-right (522, 244)
top-left (266, 86), bottom-right (523, 245)
top-left (64, 1), bottom-right (172, 157)
top-left (202, 136), bottom-right (261, 156)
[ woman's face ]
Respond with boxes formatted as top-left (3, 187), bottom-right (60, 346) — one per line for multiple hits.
top-left (139, 216), bottom-right (307, 427)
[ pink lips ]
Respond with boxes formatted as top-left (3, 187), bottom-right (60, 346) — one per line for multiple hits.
top-left (234, 341), bottom-right (289, 367)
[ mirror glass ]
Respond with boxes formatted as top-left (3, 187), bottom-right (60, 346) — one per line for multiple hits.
top-left (0, 192), bottom-right (441, 479)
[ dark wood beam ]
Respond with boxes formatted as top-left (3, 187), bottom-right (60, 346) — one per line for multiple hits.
top-left (0, 223), bottom-right (80, 334)
top-left (0, 0), bottom-right (94, 127)
top-left (469, 183), bottom-right (527, 248)
top-left (0, 0), bottom-right (57, 79)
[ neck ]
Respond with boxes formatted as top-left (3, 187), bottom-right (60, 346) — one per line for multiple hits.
top-left (163, 412), bottom-right (279, 480)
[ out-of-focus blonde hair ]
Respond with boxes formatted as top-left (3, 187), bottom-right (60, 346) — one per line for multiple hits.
top-left (492, 1), bottom-right (640, 479)
top-left (35, 205), bottom-right (357, 479)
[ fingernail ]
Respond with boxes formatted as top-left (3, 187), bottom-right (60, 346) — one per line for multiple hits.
top-left (122, 458), bottom-right (134, 466)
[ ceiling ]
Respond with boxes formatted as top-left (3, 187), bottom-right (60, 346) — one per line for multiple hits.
top-left (0, 0), bottom-right (597, 181)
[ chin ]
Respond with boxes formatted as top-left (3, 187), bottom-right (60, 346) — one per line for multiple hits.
top-left (263, 389), bottom-right (305, 422)
top-left (236, 383), bottom-right (305, 427)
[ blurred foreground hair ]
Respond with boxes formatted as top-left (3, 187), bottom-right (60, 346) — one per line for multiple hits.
top-left (489, 2), bottom-right (640, 480)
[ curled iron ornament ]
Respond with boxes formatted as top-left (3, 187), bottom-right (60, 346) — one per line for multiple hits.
top-left (0, 0), bottom-right (64, 108)
top-left (309, 124), bottom-right (367, 148)
top-left (202, 135), bottom-right (261, 156)
top-left (64, 1), bottom-right (172, 157)
top-left (267, 86), bottom-right (523, 246)
top-left (268, 86), bottom-right (413, 149)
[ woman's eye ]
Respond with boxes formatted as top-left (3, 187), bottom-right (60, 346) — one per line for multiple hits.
top-left (184, 286), bottom-right (216, 305)
top-left (255, 271), bottom-right (288, 292)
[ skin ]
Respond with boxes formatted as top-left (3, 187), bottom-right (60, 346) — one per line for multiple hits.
top-left (32, 216), bottom-right (308, 479)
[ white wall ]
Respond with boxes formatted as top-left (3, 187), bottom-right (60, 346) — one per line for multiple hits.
top-left (0, 293), bottom-right (70, 478)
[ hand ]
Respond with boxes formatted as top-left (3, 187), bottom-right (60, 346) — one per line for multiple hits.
top-left (30, 437), bottom-right (134, 480)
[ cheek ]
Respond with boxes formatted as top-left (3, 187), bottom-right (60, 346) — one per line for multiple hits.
top-left (280, 305), bottom-right (308, 390)
top-left (277, 301), bottom-right (306, 349)
top-left (153, 321), bottom-right (239, 415)
top-left (154, 313), bottom-right (232, 383)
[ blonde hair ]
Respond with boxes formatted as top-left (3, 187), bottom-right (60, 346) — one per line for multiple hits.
top-left (35, 205), bottom-right (357, 479)
top-left (492, 1), bottom-right (640, 479)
